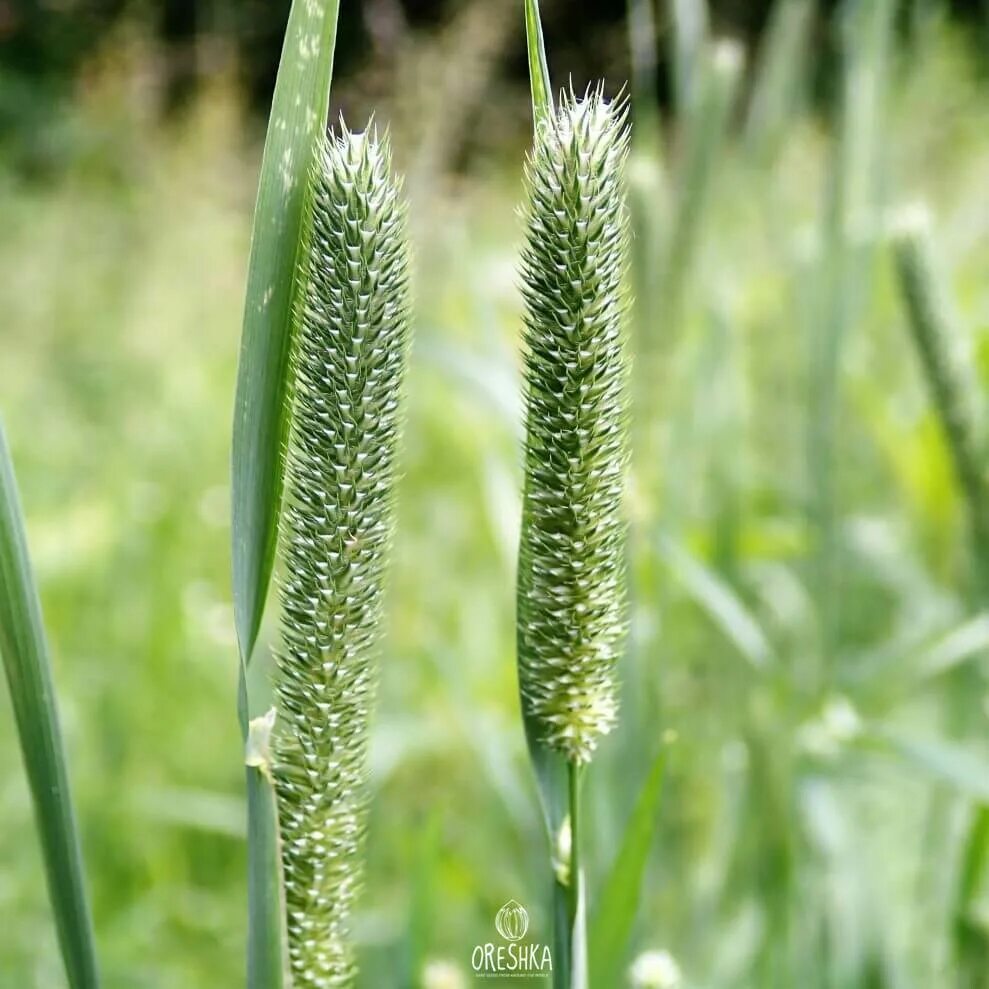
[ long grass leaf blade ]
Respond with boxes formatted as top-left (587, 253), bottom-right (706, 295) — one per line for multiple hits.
top-left (589, 748), bottom-right (665, 986)
top-left (231, 0), bottom-right (341, 666)
top-left (663, 39), bottom-right (743, 324)
top-left (233, 4), bottom-right (341, 987)
top-left (0, 422), bottom-right (101, 989)
top-left (808, 0), bottom-right (893, 677)
top-left (669, 0), bottom-right (709, 115)
top-left (626, 0), bottom-right (660, 141)
top-left (955, 806), bottom-right (989, 984)
top-left (657, 535), bottom-right (775, 672)
top-left (743, 0), bottom-right (814, 161)
top-left (524, 0), bottom-right (553, 125)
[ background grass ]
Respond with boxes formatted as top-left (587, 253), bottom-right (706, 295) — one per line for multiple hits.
top-left (3, 3), bottom-right (989, 986)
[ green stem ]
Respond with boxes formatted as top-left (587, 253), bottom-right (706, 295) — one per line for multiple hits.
top-left (523, 0), bottom-right (553, 127)
top-left (568, 762), bottom-right (588, 989)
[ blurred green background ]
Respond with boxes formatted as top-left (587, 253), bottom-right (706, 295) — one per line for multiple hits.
top-left (3, 0), bottom-right (989, 986)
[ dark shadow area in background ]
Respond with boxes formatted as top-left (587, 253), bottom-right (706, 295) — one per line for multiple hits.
top-left (2, 0), bottom-right (987, 130)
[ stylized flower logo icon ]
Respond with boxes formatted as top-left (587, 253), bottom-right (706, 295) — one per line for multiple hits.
top-left (495, 900), bottom-right (529, 942)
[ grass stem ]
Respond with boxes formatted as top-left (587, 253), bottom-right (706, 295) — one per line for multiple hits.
top-left (567, 762), bottom-right (587, 989)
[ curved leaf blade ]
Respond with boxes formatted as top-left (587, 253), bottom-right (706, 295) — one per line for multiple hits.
top-left (232, 3), bottom-right (341, 988)
top-left (231, 0), bottom-right (341, 667)
top-left (657, 535), bottom-right (775, 672)
top-left (589, 748), bottom-right (666, 986)
top-left (0, 422), bottom-right (101, 989)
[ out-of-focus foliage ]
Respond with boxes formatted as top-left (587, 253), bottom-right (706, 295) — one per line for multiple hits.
top-left (3, 0), bottom-right (988, 173)
top-left (3, 1), bottom-right (989, 987)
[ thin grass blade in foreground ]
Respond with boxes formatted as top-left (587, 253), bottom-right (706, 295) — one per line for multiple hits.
top-left (231, 0), bottom-right (341, 668)
top-left (273, 125), bottom-right (411, 989)
top-left (230, 3), bottom-right (341, 985)
top-left (0, 422), bottom-right (101, 989)
top-left (517, 88), bottom-right (632, 989)
top-left (589, 747), bottom-right (665, 986)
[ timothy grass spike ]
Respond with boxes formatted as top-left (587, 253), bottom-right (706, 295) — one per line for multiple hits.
top-left (517, 88), bottom-right (632, 766)
top-left (272, 123), bottom-right (411, 989)
top-left (893, 213), bottom-right (989, 574)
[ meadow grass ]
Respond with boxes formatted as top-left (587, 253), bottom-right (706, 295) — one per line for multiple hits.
top-left (1, 6), bottom-right (989, 987)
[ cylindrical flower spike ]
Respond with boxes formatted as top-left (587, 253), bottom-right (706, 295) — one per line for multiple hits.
top-left (893, 210), bottom-right (989, 583)
top-left (517, 88), bottom-right (632, 766)
top-left (273, 124), bottom-right (411, 989)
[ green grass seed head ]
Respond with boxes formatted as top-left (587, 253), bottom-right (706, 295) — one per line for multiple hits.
top-left (892, 209), bottom-right (989, 580)
top-left (893, 211), bottom-right (984, 469)
top-left (273, 122), bottom-right (411, 989)
top-left (517, 88), bottom-right (632, 766)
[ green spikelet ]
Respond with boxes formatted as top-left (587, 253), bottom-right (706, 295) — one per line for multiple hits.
top-left (517, 89), bottom-right (632, 766)
top-left (272, 123), bottom-right (411, 989)
top-left (893, 213), bottom-right (989, 579)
